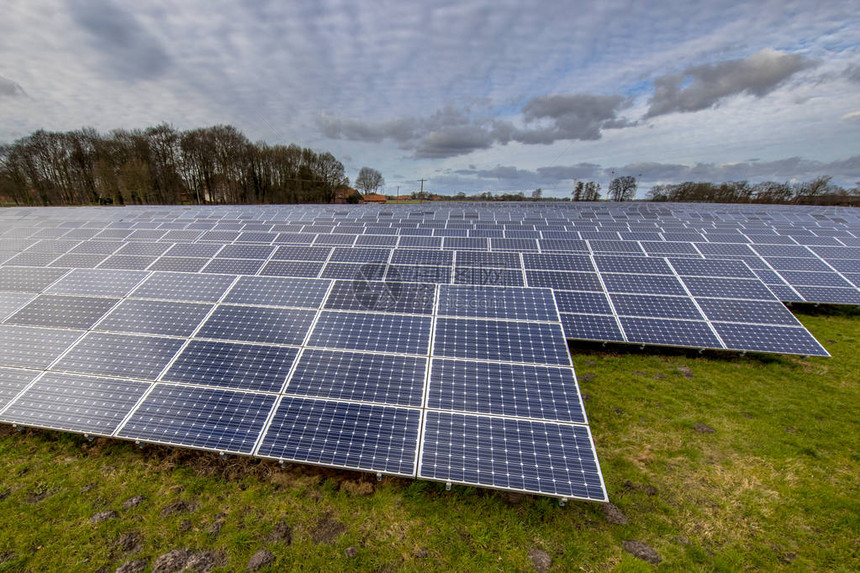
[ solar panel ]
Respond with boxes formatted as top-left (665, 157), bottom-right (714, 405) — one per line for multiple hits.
top-left (6, 294), bottom-right (119, 329)
top-left (224, 276), bottom-right (331, 308)
top-left (620, 317), bottom-right (722, 348)
top-left (0, 266), bottom-right (68, 292)
top-left (0, 373), bottom-right (150, 435)
top-left (164, 340), bottom-right (298, 392)
top-left (97, 299), bottom-right (213, 336)
top-left (308, 311), bottom-right (431, 354)
top-left (437, 285), bottom-right (558, 321)
top-left (0, 325), bottom-right (83, 369)
top-left (3, 202), bottom-right (855, 502)
top-left (427, 359), bottom-right (586, 423)
top-left (0, 366), bottom-right (40, 409)
top-left (46, 269), bottom-right (149, 297)
top-left (53, 332), bottom-right (185, 379)
top-left (257, 397), bottom-right (421, 475)
top-left (419, 411), bottom-right (605, 501)
top-left (286, 349), bottom-right (426, 406)
top-left (434, 318), bottom-right (570, 365)
top-left (324, 280), bottom-right (434, 314)
top-left (196, 305), bottom-right (316, 345)
top-left (117, 385), bottom-right (276, 454)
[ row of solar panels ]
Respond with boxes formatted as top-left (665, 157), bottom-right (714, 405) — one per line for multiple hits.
top-left (1, 236), bottom-right (859, 306)
top-left (0, 273), bottom-right (605, 501)
top-left (0, 257), bottom-right (829, 356)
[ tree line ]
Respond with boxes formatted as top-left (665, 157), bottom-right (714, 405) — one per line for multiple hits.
top-left (0, 124), bottom-right (350, 206)
top-left (646, 177), bottom-right (859, 205)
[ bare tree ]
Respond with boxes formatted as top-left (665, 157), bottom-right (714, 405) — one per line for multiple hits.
top-left (355, 167), bottom-right (384, 195)
top-left (532, 188), bottom-right (542, 200)
top-left (608, 175), bottom-right (637, 201)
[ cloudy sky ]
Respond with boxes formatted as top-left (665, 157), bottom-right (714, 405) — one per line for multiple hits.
top-left (2, 0), bottom-right (859, 197)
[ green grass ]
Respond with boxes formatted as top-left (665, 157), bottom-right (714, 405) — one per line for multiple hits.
top-left (1, 309), bottom-right (858, 572)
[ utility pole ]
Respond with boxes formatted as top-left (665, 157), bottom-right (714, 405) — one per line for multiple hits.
top-left (418, 178), bottom-right (426, 199)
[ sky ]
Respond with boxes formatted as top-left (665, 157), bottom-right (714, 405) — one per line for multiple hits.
top-left (1, 0), bottom-right (859, 197)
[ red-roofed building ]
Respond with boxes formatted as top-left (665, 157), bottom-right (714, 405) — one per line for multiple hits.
top-left (362, 194), bottom-right (387, 203)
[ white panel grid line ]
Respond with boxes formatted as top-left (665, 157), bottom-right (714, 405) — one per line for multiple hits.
top-left (588, 253), bottom-right (628, 343)
top-left (664, 257), bottom-right (728, 350)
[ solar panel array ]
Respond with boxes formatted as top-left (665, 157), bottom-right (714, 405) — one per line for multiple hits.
top-left (1, 202), bottom-right (856, 501)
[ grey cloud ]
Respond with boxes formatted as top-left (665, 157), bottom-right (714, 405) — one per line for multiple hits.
top-left (67, 0), bottom-right (171, 81)
top-left (317, 114), bottom-right (418, 145)
top-left (414, 125), bottom-right (495, 158)
top-left (319, 93), bottom-right (633, 158)
top-left (645, 49), bottom-right (814, 118)
top-left (844, 64), bottom-right (860, 83)
top-left (443, 156), bottom-right (859, 196)
top-left (536, 163), bottom-right (603, 180)
top-left (0, 75), bottom-right (27, 98)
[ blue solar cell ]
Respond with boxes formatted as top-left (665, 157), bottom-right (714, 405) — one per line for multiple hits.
top-left (118, 385), bottom-right (276, 454)
top-left (589, 240), bottom-right (644, 254)
top-left (610, 294), bottom-right (703, 320)
top-left (224, 276), bottom-right (331, 308)
top-left (777, 270), bottom-right (852, 288)
top-left (321, 262), bottom-right (386, 280)
top-left (53, 332), bottom-right (184, 379)
top-left (428, 359), bottom-right (585, 423)
top-left (559, 313), bottom-right (624, 341)
top-left (116, 242), bottom-right (172, 256)
top-left (553, 291), bottom-right (612, 314)
top-left (712, 323), bottom-right (829, 356)
top-left (201, 258), bottom-right (264, 275)
top-left (522, 253), bottom-right (593, 272)
top-left (46, 269), bottom-right (149, 297)
top-left (324, 280), bottom-right (434, 314)
top-left (696, 298), bottom-right (798, 325)
top-left (273, 232), bottom-right (316, 244)
top-left (260, 260), bottom-right (324, 277)
top-left (386, 265), bottom-right (451, 284)
top-left (197, 305), bottom-right (315, 345)
top-left (620, 317), bottom-right (721, 348)
top-left (132, 272), bottom-right (236, 302)
top-left (668, 257), bottom-right (755, 278)
top-left (286, 349), bottom-right (426, 406)
top-left (0, 293), bottom-right (35, 321)
top-left (444, 237), bottom-right (487, 250)
top-left (48, 253), bottom-right (109, 268)
top-left (454, 267), bottom-right (525, 286)
top-left (355, 234), bottom-right (398, 247)
top-left (271, 245), bottom-right (331, 261)
top-left (593, 256), bottom-right (672, 275)
top-left (526, 271), bottom-right (603, 291)
top-left (0, 325), bottom-right (83, 369)
top-left (681, 277), bottom-right (776, 300)
top-left (97, 299), bottom-right (212, 336)
top-left (216, 244), bottom-right (276, 259)
top-left (0, 266), bottom-right (69, 293)
top-left (329, 247), bottom-right (391, 263)
top-left (792, 286), bottom-right (860, 305)
top-left (389, 249), bottom-right (453, 266)
top-left (538, 239), bottom-right (589, 252)
top-left (398, 236), bottom-right (443, 248)
top-left (764, 257), bottom-right (832, 272)
top-left (257, 397), bottom-right (421, 475)
top-left (456, 251), bottom-right (521, 269)
top-left (308, 311), bottom-right (431, 354)
top-left (0, 366), bottom-right (41, 409)
top-left (419, 411), bottom-right (605, 500)
top-left (434, 318), bottom-right (570, 365)
top-left (601, 273), bottom-right (687, 295)
top-left (437, 285), bottom-right (559, 321)
top-left (6, 295), bottom-right (119, 329)
top-left (491, 238), bottom-right (539, 251)
top-left (99, 255), bottom-right (158, 270)
top-left (164, 340), bottom-right (299, 392)
top-left (0, 373), bottom-right (150, 435)
top-left (314, 234), bottom-right (356, 246)
top-left (147, 257), bottom-right (209, 272)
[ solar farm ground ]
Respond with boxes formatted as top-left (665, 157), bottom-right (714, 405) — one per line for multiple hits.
top-left (0, 305), bottom-right (856, 572)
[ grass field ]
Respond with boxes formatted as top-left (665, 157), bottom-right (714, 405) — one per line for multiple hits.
top-left (0, 308), bottom-right (857, 572)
